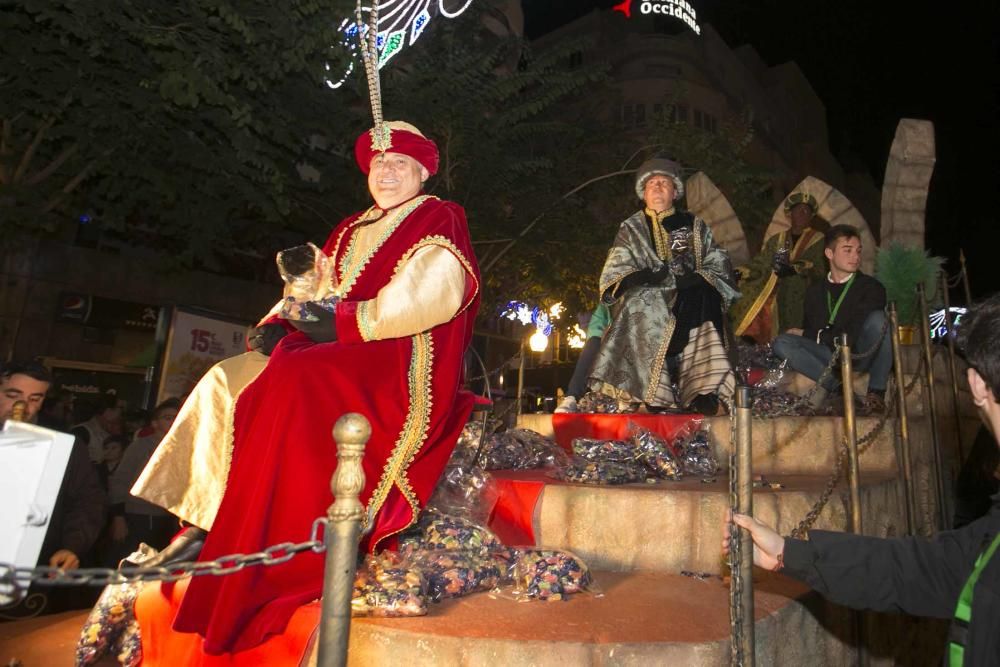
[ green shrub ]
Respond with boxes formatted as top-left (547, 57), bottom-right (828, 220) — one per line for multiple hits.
top-left (875, 242), bottom-right (944, 325)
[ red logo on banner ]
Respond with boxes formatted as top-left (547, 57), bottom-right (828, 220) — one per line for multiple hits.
top-left (613, 0), bottom-right (633, 18)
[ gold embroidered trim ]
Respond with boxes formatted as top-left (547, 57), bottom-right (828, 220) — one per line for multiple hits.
top-left (369, 124), bottom-right (393, 152)
top-left (336, 195), bottom-right (435, 298)
top-left (392, 235), bottom-right (481, 313)
top-left (357, 300), bottom-right (376, 342)
top-left (644, 317), bottom-right (677, 405)
top-left (734, 231), bottom-right (785, 336)
top-left (693, 217), bottom-right (704, 270)
top-left (646, 207), bottom-right (676, 261)
top-left (368, 332), bottom-right (435, 550)
top-left (735, 272), bottom-right (777, 336)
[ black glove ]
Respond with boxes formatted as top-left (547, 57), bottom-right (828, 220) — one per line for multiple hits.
top-left (772, 261), bottom-right (796, 278)
top-left (675, 271), bottom-right (707, 290)
top-left (620, 263), bottom-right (672, 290)
top-left (287, 302), bottom-right (338, 343)
top-left (248, 323), bottom-right (288, 356)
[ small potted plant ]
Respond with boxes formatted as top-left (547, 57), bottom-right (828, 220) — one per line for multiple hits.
top-left (875, 242), bottom-right (944, 344)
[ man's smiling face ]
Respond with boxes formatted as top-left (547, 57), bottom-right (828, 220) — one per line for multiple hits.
top-left (367, 152), bottom-right (428, 209)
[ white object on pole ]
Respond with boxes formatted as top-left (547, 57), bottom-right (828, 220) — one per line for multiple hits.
top-left (0, 420), bottom-right (74, 572)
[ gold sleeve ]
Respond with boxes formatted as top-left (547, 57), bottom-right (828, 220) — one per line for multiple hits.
top-left (358, 245), bottom-right (467, 341)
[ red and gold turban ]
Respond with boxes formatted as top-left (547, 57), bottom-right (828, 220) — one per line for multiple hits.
top-left (354, 121), bottom-right (440, 176)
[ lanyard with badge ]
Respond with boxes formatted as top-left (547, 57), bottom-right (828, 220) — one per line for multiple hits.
top-left (826, 274), bottom-right (856, 326)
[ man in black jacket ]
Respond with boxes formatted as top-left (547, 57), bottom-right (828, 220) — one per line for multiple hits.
top-left (772, 224), bottom-right (891, 412)
top-left (1, 361), bottom-right (106, 615)
top-left (724, 293), bottom-right (1000, 665)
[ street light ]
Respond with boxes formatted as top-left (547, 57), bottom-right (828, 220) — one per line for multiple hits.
top-left (529, 330), bottom-right (549, 352)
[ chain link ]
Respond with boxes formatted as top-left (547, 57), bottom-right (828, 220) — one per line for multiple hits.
top-left (788, 352), bottom-right (924, 540)
top-left (0, 518), bottom-right (328, 601)
top-left (465, 351), bottom-right (521, 383)
top-left (726, 401), bottom-right (745, 667)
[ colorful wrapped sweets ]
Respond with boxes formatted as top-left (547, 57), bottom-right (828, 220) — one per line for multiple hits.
top-left (411, 548), bottom-right (504, 602)
top-left (571, 437), bottom-right (637, 463)
top-left (627, 424), bottom-right (684, 480)
top-left (556, 456), bottom-right (648, 485)
top-left (510, 549), bottom-right (594, 602)
top-left (476, 428), bottom-right (567, 471)
top-left (351, 552), bottom-right (428, 618)
top-left (76, 579), bottom-right (144, 667)
top-left (679, 431), bottom-right (720, 477)
top-left (575, 391), bottom-right (620, 413)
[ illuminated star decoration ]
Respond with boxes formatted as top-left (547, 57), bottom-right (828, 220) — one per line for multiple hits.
top-left (500, 301), bottom-right (565, 336)
top-left (325, 0), bottom-right (476, 89)
top-left (929, 307), bottom-right (966, 339)
top-left (501, 301), bottom-right (580, 353)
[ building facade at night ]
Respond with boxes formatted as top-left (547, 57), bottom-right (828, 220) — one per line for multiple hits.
top-left (532, 9), bottom-right (879, 231)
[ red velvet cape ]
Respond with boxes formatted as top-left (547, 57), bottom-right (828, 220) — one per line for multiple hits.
top-left (173, 196), bottom-right (480, 654)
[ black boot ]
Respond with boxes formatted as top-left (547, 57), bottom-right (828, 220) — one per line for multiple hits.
top-left (125, 526), bottom-right (207, 569)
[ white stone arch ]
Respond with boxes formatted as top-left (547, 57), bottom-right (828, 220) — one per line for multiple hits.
top-left (765, 176), bottom-right (876, 274)
top-left (880, 119), bottom-right (935, 250)
top-left (685, 171), bottom-right (749, 266)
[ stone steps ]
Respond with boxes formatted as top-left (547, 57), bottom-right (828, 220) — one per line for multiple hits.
top-left (531, 472), bottom-right (906, 574)
top-left (335, 571), bottom-right (856, 667)
top-left (517, 413), bottom-right (901, 476)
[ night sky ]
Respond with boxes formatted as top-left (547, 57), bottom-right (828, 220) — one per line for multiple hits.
top-left (523, 0), bottom-right (999, 296)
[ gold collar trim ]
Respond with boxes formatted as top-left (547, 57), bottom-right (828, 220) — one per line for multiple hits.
top-left (335, 195), bottom-right (435, 298)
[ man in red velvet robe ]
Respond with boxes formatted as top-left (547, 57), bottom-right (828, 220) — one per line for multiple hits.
top-left (154, 121), bottom-right (480, 654)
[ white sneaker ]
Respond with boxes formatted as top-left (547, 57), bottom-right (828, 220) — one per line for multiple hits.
top-left (554, 396), bottom-right (578, 413)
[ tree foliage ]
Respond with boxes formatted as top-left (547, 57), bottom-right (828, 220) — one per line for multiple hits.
top-left (367, 4), bottom-right (609, 318)
top-left (0, 0), bottom-right (354, 262)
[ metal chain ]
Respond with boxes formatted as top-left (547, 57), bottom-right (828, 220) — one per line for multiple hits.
top-left (789, 352), bottom-right (925, 539)
top-left (753, 310), bottom-right (892, 419)
top-left (726, 402), bottom-right (746, 667)
top-left (465, 351), bottom-right (521, 383)
top-left (0, 518), bottom-right (328, 600)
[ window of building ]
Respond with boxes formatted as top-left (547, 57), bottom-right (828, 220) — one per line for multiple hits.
top-left (653, 103), bottom-right (663, 121)
top-left (622, 104), bottom-right (634, 128)
top-left (677, 105), bottom-right (688, 122)
top-left (635, 103), bottom-right (646, 127)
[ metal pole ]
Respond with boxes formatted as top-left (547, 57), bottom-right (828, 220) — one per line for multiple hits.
top-left (516, 338), bottom-right (526, 417)
top-left (734, 385), bottom-right (754, 666)
top-left (959, 249), bottom-right (973, 306)
top-left (917, 283), bottom-right (949, 530)
top-left (838, 335), bottom-right (863, 535)
top-left (317, 413), bottom-right (371, 667)
top-left (888, 303), bottom-right (916, 535)
top-left (838, 336), bottom-right (869, 665)
top-left (940, 273), bottom-right (965, 464)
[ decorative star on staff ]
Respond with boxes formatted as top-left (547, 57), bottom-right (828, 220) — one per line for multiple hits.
top-left (326, 0), bottom-right (476, 91)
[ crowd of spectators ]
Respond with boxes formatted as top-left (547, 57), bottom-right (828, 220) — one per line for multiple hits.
top-left (1, 360), bottom-right (181, 617)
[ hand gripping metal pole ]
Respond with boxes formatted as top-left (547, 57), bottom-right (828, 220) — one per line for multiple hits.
top-left (733, 386), bottom-right (754, 666)
top-left (318, 413), bottom-right (371, 667)
top-left (838, 335), bottom-right (862, 534)
top-left (917, 283), bottom-right (949, 529)
top-left (888, 303), bottom-right (916, 534)
top-left (940, 272), bottom-right (966, 464)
